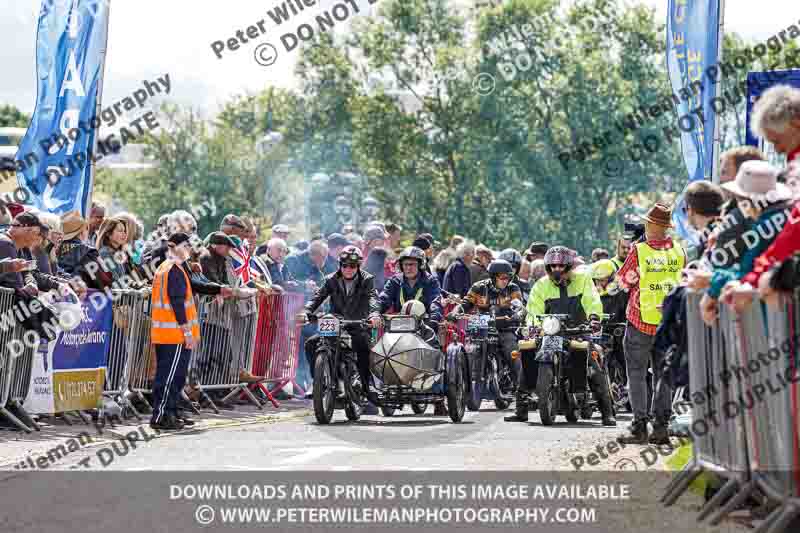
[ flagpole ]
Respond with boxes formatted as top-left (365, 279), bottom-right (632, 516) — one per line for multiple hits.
top-left (86, 0), bottom-right (111, 216)
top-left (711, 0), bottom-right (725, 184)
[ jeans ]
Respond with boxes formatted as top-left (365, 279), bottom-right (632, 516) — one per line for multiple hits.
top-left (624, 325), bottom-right (671, 424)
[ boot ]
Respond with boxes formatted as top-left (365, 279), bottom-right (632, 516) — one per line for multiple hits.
top-left (649, 419), bottom-right (671, 445)
top-left (619, 418), bottom-right (649, 444)
top-left (433, 401), bottom-right (447, 416)
top-left (504, 390), bottom-right (528, 422)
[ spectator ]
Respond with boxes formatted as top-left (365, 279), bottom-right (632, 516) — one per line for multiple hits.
top-left (449, 235), bottom-right (465, 251)
top-left (220, 213), bottom-right (247, 239)
top-left (362, 226), bottom-right (387, 260)
top-left (37, 212), bottom-right (63, 274)
top-left (751, 84), bottom-right (800, 163)
top-left (682, 180), bottom-right (725, 264)
top-left (386, 222), bottom-right (402, 250)
top-left (443, 241), bottom-right (474, 297)
top-left (285, 239), bottom-right (328, 291)
top-left (524, 242), bottom-right (549, 263)
top-left (344, 232), bottom-right (364, 251)
top-left (272, 224), bottom-right (290, 244)
top-left (528, 258), bottom-right (547, 283)
top-left (96, 216), bottom-right (133, 284)
top-left (199, 231), bottom-right (236, 285)
top-left (469, 244), bottom-right (493, 284)
top-left (364, 246), bottom-right (389, 292)
top-left (116, 211), bottom-right (146, 267)
top-left (611, 223), bottom-right (641, 270)
top-left (87, 202), bottom-right (105, 245)
top-left (591, 248), bottom-right (610, 262)
top-left (518, 257), bottom-right (531, 283)
top-left (740, 163), bottom-right (800, 307)
top-left (261, 238), bottom-right (301, 291)
top-left (412, 236), bottom-right (434, 275)
top-left (617, 203), bottom-right (686, 446)
top-left (56, 211), bottom-right (109, 290)
top-left (323, 233), bottom-right (351, 275)
top-left (431, 246), bottom-right (457, 287)
top-left (702, 161), bottom-right (793, 318)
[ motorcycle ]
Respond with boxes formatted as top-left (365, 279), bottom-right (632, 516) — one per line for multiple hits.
top-left (306, 314), bottom-right (369, 424)
top-left (519, 314), bottom-right (600, 425)
top-left (598, 318), bottom-right (628, 414)
top-left (448, 309), bottom-right (520, 411)
top-left (369, 313), bottom-right (467, 423)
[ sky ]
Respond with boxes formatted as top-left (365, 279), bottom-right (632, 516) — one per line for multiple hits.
top-left (0, 0), bottom-right (796, 117)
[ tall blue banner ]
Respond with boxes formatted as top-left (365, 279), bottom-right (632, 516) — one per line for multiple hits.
top-left (666, 0), bottom-right (721, 243)
top-left (14, 0), bottom-right (110, 216)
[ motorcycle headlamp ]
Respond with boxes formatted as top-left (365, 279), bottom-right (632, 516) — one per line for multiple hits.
top-left (541, 316), bottom-right (561, 336)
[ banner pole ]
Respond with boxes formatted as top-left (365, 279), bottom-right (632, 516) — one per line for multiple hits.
top-left (85, 0), bottom-right (111, 217)
top-left (711, 0), bottom-right (725, 184)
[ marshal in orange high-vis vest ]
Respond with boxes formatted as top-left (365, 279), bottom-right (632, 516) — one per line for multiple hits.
top-left (150, 260), bottom-right (200, 344)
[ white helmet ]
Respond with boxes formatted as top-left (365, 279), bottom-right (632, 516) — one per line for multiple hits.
top-left (400, 300), bottom-right (426, 318)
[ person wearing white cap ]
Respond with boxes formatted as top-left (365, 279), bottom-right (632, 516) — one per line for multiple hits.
top-left (700, 160), bottom-right (794, 324)
top-left (272, 224), bottom-right (290, 242)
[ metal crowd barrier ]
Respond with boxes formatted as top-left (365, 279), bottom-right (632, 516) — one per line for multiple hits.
top-left (251, 292), bottom-right (306, 405)
top-left (186, 293), bottom-right (262, 413)
top-left (663, 289), bottom-right (800, 533)
top-left (0, 287), bottom-right (38, 432)
top-left (104, 288), bottom-right (153, 420)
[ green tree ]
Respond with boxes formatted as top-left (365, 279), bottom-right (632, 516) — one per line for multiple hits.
top-left (0, 104), bottom-right (30, 128)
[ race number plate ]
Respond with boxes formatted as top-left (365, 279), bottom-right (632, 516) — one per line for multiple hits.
top-left (540, 335), bottom-right (563, 351)
top-left (318, 317), bottom-right (340, 337)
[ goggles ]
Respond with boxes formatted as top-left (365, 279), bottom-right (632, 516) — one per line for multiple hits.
top-left (340, 262), bottom-right (359, 269)
top-left (340, 252), bottom-right (361, 263)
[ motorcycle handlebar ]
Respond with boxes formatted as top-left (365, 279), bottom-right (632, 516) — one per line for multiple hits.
top-left (305, 314), bottom-right (370, 328)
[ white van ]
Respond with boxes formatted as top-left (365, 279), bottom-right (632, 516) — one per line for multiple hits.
top-left (0, 127), bottom-right (26, 159)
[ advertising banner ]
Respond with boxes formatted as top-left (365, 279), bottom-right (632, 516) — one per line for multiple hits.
top-left (24, 292), bottom-right (112, 414)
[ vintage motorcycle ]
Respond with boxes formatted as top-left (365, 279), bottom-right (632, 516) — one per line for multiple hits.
top-left (518, 314), bottom-right (601, 425)
top-left (598, 318), bottom-right (628, 414)
top-left (448, 308), bottom-right (521, 411)
top-left (307, 314), bottom-right (370, 424)
top-left (369, 313), bottom-right (467, 423)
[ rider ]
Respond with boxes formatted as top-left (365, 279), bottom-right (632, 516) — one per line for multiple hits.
top-left (379, 246), bottom-right (446, 414)
top-left (507, 246), bottom-right (616, 426)
top-left (304, 246), bottom-right (383, 404)
top-left (591, 258), bottom-right (629, 393)
top-left (379, 246), bottom-right (444, 324)
top-left (499, 248), bottom-right (530, 304)
top-left (447, 259), bottom-right (523, 391)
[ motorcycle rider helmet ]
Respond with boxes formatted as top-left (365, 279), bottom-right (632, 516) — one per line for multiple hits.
top-left (591, 259), bottom-right (616, 280)
top-left (338, 245), bottom-right (363, 267)
top-left (398, 246), bottom-right (426, 268)
top-left (400, 299), bottom-right (426, 318)
top-left (487, 259), bottom-right (514, 279)
top-left (543, 246), bottom-right (575, 272)
top-left (498, 248), bottom-right (522, 276)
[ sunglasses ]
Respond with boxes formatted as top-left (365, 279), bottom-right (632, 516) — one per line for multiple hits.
top-left (341, 263), bottom-right (359, 269)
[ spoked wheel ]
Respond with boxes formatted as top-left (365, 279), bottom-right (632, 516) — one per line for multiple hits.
top-left (537, 364), bottom-right (555, 426)
top-left (313, 352), bottom-right (334, 425)
top-left (447, 353), bottom-right (467, 423)
top-left (566, 391), bottom-right (580, 423)
top-left (343, 363), bottom-right (362, 422)
top-left (410, 401), bottom-right (428, 415)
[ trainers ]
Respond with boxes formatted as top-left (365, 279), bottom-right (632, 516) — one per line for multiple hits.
top-left (150, 415), bottom-right (184, 431)
top-left (176, 414), bottom-right (196, 427)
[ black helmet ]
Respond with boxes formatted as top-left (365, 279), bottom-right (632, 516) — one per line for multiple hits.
top-left (338, 245), bottom-right (363, 266)
top-left (498, 248), bottom-right (522, 275)
top-left (488, 259), bottom-right (514, 278)
top-left (398, 246), bottom-right (425, 267)
top-left (543, 246), bottom-right (575, 273)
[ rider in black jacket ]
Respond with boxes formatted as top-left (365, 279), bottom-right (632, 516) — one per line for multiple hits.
top-left (304, 246), bottom-right (382, 402)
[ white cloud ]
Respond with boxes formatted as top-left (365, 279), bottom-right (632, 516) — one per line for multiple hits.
top-left (0, 0), bottom-right (796, 115)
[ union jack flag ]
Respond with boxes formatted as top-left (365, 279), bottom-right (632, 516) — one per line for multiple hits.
top-left (231, 241), bottom-right (253, 285)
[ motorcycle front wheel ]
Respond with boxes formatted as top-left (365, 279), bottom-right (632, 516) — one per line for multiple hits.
top-left (313, 352), bottom-right (335, 425)
top-left (537, 364), bottom-right (555, 426)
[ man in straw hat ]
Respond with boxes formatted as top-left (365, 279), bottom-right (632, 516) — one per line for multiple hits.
top-left (616, 203), bottom-right (687, 445)
top-left (56, 211), bottom-right (110, 290)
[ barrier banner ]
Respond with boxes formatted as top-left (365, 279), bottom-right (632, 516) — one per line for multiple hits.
top-left (24, 294), bottom-right (112, 414)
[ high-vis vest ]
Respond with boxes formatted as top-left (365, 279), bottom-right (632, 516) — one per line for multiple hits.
top-left (399, 285), bottom-right (424, 306)
top-left (610, 256), bottom-right (624, 270)
top-left (151, 261), bottom-right (200, 345)
top-left (636, 242), bottom-right (684, 325)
